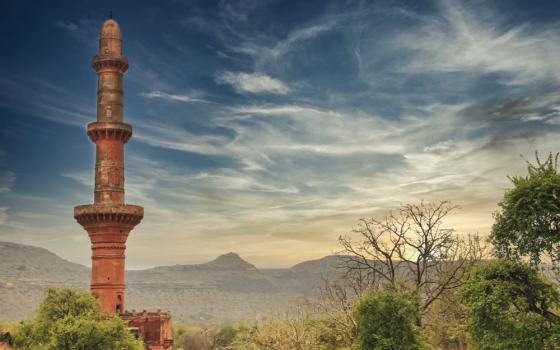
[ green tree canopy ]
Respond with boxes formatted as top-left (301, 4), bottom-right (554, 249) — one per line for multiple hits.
top-left (459, 259), bottom-right (560, 350)
top-left (13, 288), bottom-right (143, 350)
top-left (352, 285), bottom-right (428, 350)
top-left (490, 152), bottom-right (560, 266)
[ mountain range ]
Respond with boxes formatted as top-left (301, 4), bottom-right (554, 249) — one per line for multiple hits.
top-left (0, 241), bottom-right (344, 323)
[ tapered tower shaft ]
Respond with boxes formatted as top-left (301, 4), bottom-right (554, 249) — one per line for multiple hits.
top-left (74, 17), bottom-right (143, 315)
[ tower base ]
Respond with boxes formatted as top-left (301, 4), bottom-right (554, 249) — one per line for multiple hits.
top-left (122, 310), bottom-right (173, 350)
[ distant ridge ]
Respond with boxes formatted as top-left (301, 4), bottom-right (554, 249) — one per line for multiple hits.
top-left (148, 252), bottom-right (257, 272)
top-left (0, 241), bottom-right (89, 321)
top-left (0, 241), bottom-right (88, 280)
top-left (290, 255), bottom-right (345, 273)
top-left (203, 252), bottom-right (257, 270)
top-left (0, 241), bottom-right (344, 323)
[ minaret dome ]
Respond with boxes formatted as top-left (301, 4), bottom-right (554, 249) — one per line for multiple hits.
top-left (99, 18), bottom-right (122, 56)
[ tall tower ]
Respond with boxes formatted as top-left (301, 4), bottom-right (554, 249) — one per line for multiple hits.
top-left (74, 15), bottom-right (143, 315)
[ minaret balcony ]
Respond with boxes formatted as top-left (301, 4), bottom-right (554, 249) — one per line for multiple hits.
top-left (74, 204), bottom-right (144, 229)
top-left (87, 122), bottom-right (132, 143)
top-left (92, 55), bottom-right (128, 72)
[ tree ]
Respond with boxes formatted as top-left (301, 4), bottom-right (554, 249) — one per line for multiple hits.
top-left (352, 285), bottom-right (428, 350)
top-left (490, 152), bottom-right (560, 272)
top-left (12, 288), bottom-right (143, 350)
top-left (339, 201), bottom-right (484, 312)
top-left (422, 289), bottom-right (468, 350)
top-left (313, 278), bottom-right (359, 346)
top-left (459, 259), bottom-right (560, 350)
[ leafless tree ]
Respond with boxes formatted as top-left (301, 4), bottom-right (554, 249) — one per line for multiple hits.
top-left (310, 278), bottom-right (357, 344)
top-left (339, 201), bottom-right (486, 312)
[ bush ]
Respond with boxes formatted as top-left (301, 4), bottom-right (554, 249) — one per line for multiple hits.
top-left (12, 288), bottom-right (143, 350)
top-left (352, 285), bottom-right (428, 350)
top-left (459, 259), bottom-right (560, 350)
top-left (422, 290), bottom-right (469, 350)
top-left (490, 152), bottom-right (560, 268)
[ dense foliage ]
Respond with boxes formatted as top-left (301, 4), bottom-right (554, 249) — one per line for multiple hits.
top-left (12, 288), bottom-right (143, 350)
top-left (422, 290), bottom-right (468, 350)
top-left (352, 286), bottom-right (428, 350)
top-left (491, 152), bottom-right (560, 266)
top-left (459, 259), bottom-right (560, 350)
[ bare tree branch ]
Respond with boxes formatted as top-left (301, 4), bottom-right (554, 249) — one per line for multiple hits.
top-left (338, 201), bottom-right (486, 313)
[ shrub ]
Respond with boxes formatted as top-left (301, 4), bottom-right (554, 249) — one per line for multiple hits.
top-left (352, 285), bottom-right (428, 350)
top-left (459, 259), bottom-right (560, 350)
top-left (12, 288), bottom-right (143, 350)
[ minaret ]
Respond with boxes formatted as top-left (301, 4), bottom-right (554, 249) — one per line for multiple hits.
top-left (74, 15), bottom-right (143, 315)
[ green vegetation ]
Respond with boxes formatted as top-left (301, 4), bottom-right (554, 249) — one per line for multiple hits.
top-left (11, 288), bottom-right (143, 350)
top-left (352, 286), bottom-right (427, 350)
top-left (459, 259), bottom-right (560, 350)
top-left (422, 290), bottom-right (468, 349)
top-left (491, 152), bottom-right (560, 267)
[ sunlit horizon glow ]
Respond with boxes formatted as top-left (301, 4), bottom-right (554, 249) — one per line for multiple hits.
top-left (1, 0), bottom-right (560, 268)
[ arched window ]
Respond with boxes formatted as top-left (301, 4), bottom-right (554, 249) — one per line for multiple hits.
top-left (116, 295), bottom-right (123, 313)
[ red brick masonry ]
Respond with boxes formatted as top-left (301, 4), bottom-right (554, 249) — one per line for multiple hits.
top-left (74, 16), bottom-right (173, 350)
top-left (122, 311), bottom-right (173, 350)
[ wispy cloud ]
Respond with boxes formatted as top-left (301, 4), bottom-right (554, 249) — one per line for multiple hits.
top-left (5, 0), bottom-right (560, 267)
top-left (0, 76), bottom-right (91, 127)
top-left (134, 121), bottom-right (232, 156)
top-left (182, 5), bottom-right (333, 70)
top-left (56, 20), bottom-right (79, 32)
top-left (216, 71), bottom-right (290, 94)
top-left (78, 2), bottom-right (560, 264)
top-left (141, 90), bottom-right (209, 103)
top-left (395, 1), bottom-right (560, 85)
top-left (193, 172), bottom-right (298, 194)
top-left (234, 23), bottom-right (333, 70)
top-left (54, 18), bottom-right (98, 48)
top-left (62, 171), bottom-right (92, 188)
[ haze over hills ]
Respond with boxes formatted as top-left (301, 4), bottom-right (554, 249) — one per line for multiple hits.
top-left (0, 241), bottom-right (344, 323)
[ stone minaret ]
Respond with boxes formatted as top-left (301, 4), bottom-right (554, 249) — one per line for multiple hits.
top-left (74, 15), bottom-right (143, 315)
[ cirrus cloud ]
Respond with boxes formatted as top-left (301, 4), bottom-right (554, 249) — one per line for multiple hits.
top-left (141, 90), bottom-right (209, 103)
top-left (215, 71), bottom-right (291, 94)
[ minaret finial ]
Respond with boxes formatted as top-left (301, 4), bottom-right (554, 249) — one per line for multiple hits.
top-left (109, 10), bottom-right (113, 19)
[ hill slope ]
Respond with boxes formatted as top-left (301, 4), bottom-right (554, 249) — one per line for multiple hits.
top-left (0, 242), bottom-right (89, 320)
top-left (0, 242), bottom-right (344, 323)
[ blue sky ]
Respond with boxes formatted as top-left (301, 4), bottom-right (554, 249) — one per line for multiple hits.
top-left (1, 0), bottom-right (560, 268)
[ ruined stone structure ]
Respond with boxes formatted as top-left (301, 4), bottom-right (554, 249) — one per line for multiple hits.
top-left (122, 311), bottom-right (173, 350)
top-left (74, 15), bottom-right (173, 350)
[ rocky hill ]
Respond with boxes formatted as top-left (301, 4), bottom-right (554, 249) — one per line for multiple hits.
top-left (0, 242), bottom-right (345, 323)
